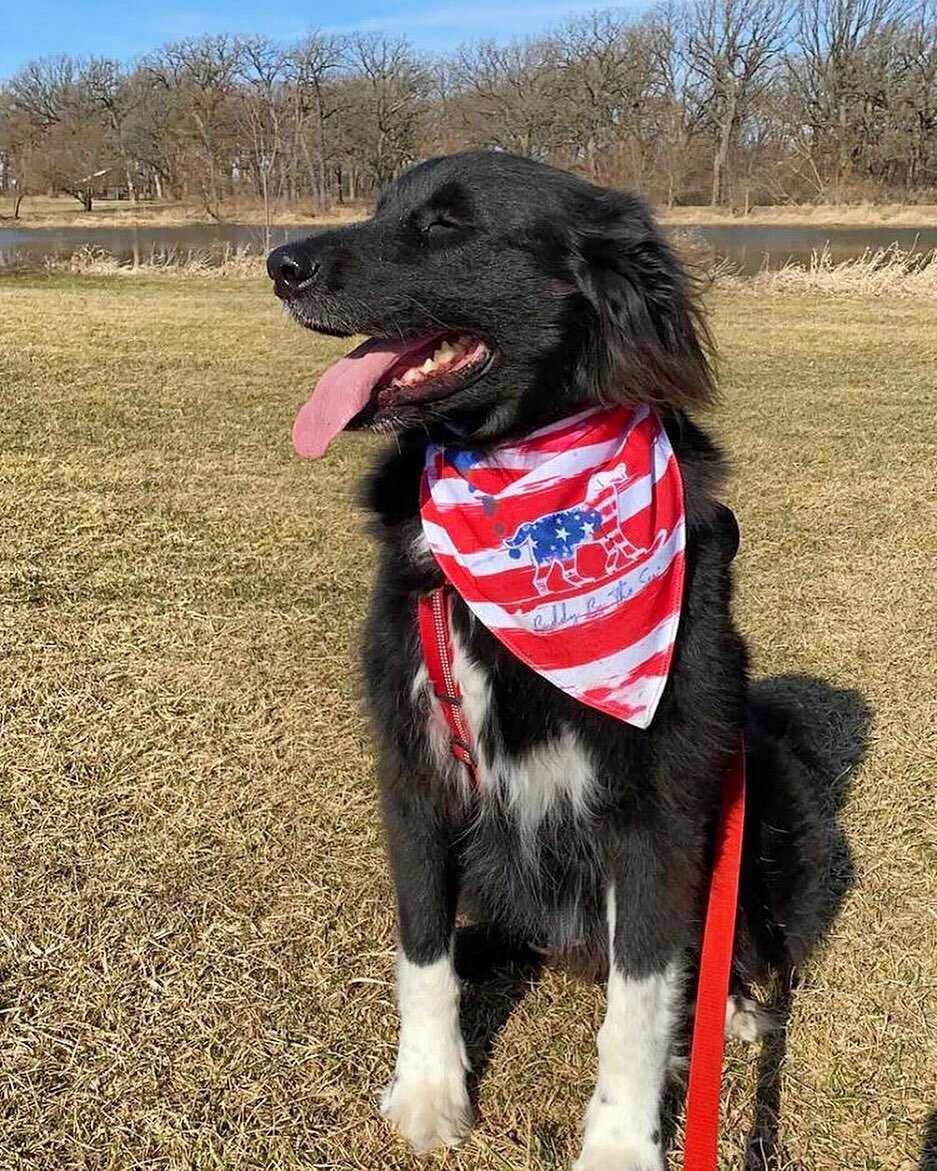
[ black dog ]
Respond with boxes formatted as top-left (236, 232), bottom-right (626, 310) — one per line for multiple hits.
top-left (269, 151), bottom-right (824, 1170)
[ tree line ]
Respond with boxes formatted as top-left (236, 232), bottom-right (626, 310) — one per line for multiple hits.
top-left (1, 0), bottom-right (935, 217)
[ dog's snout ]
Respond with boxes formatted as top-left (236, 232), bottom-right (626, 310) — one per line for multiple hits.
top-left (267, 243), bottom-right (320, 295)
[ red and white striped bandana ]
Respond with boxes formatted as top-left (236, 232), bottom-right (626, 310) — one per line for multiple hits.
top-left (420, 404), bottom-right (685, 728)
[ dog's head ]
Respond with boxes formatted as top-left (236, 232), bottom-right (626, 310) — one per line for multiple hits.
top-left (269, 150), bottom-right (714, 456)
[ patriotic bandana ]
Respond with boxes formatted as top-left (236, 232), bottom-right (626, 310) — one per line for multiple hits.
top-left (420, 403), bottom-right (685, 729)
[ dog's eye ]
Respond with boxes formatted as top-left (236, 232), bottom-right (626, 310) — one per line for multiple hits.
top-left (423, 216), bottom-right (461, 239)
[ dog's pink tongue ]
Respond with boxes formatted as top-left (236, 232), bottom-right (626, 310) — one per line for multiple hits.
top-left (292, 337), bottom-right (416, 459)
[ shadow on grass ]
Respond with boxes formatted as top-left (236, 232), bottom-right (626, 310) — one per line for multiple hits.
top-left (742, 673), bottom-right (872, 1170)
top-left (454, 923), bottom-right (544, 1118)
top-left (920, 1110), bottom-right (937, 1171)
top-left (452, 675), bottom-right (871, 1166)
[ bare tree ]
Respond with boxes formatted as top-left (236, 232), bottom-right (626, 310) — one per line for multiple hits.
top-left (8, 56), bottom-right (77, 127)
top-left (684, 0), bottom-right (793, 205)
top-left (1, 8), bottom-right (935, 215)
top-left (148, 36), bottom-right (242, 217)
top-left (0, 97), bottom-right (41, 216)
top-left (341, 34), bottom-right (429, 190)
top-left (82, 58), bottom-right (151, 201)
top-left (646, 4), bottom-right (708, 206)
top-left (895, 0), bottom-right (937, 189)
top-left (788, 0), bottom-right (909, 198)
top-left (454, 39), bottom-right (562, 158)
top-left (118, 67), bottom-right (177, 200)
top-left (554, 12), bottom-right (658, 184)
top-left (234, 37), bottom-right (289, 241)
top-left (288, 34), bottom-right (345, 205)
top-left (8, 56), bottom-right (112, 210)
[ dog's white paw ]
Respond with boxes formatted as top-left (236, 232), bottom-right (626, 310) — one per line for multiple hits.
top-left (380, 1067), bottom-right (473, 1153)
top-left (572, 1136), bottom-right (663, 1171)
top-left (573, 1095), bottom-right (663, 1171)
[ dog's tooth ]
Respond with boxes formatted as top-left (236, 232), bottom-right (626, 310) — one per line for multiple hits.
top-left (421, 358), bottom-right (437, 373)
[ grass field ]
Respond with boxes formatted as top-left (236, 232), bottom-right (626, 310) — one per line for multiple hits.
top-left (3, 192), bottom-right (936, 230)
top-left (0, 273), bottom-right (934, 1171)
top-left (0, 195), bottom-right (366, 230)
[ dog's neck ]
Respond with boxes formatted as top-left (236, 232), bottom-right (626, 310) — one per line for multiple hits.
top-left (361, 410), bottom-right (728, 543)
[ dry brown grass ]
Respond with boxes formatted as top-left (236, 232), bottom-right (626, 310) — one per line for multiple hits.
top-left (49, 244), bottom-right (268, 278)
top-left (47, 241), bottom-right (937, 300)
top-left (5, 193), bottom-right (937, 231)
top-left (718, 244), bottom-right (937, 297)
top-left (0, 194), bottom-right (368, 230)
top-left (661, 202), bottom-right (937, 227)
top-left (0, 274), bottom-right (934, 1170)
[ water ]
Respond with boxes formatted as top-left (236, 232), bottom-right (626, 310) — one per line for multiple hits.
top-left (685, 223), bottom-right (937, 273)
top-left (0, 223), bottom-right (319, 270)
top-left (1, 219), bottom-right (935, 273)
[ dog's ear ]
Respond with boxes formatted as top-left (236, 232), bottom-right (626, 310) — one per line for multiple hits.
top-left (568, 191), bottom-right (716, 411)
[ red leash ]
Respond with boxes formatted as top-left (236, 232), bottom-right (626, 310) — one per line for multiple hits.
top-left (418, 585), bottom-right (745, 1169)
top-left (683, 737), bottom-right (746, 1171)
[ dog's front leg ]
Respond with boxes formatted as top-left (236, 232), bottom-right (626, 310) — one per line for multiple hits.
top-left (379, 776), bottom-right (472, 1152)
top-left (574, 883), bottom-right (682, 1171)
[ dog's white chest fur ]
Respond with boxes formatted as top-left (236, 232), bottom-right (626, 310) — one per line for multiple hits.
top-left (413, 620), bottom-right (597, 828)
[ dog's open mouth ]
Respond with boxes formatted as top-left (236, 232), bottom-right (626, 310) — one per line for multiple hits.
top-left (292, 332), bottom-right (494, 459)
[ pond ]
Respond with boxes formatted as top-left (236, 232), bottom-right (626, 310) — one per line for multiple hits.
top-left (1, 220), bottom-right (935, 273)
top-left (0, 223), bottom-right (318, 270)
top-left (684, 222), bottom-right (937, 273)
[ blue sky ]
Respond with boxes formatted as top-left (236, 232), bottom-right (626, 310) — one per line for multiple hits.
top-left (0, 1), bottom-right (634, 80)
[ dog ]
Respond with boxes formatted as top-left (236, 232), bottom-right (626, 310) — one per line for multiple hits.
top-left (268, 150), bottom-right (825, 1170)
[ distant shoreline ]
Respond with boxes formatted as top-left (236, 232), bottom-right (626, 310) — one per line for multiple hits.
top-left (0, 198), bottom-right (366, 232)
top-left (662, 204), bottom-right (937, 228)
top-left (2, 195), bottom-right (936, 232)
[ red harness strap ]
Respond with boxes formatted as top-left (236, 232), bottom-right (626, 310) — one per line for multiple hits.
top-left (417, 585), bottom-right (745, 1169)
top-left (417, 586), bottom-right (480, 788)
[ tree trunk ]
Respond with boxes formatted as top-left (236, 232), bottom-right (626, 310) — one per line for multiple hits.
top-left (13, 191), bottom-right (24, 218)
top-left (82, 189), bottom-right (93, 212)
top-left (260, 160), bottom-right (271, 253)
top-left (712, 145), bottom-right (726, 206)
top-left (314, 87), bottom-right (328, 209)
top-left (837, 96), bottom-right (849, 201)
top-left (711, 102), bottom-right (735, 207)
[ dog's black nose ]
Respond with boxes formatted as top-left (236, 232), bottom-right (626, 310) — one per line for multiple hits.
top-left (267, 243), bottom-right (319, 293)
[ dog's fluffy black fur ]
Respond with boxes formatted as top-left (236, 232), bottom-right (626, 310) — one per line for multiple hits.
top-left (270, 150), bottom-right (825, 1160)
